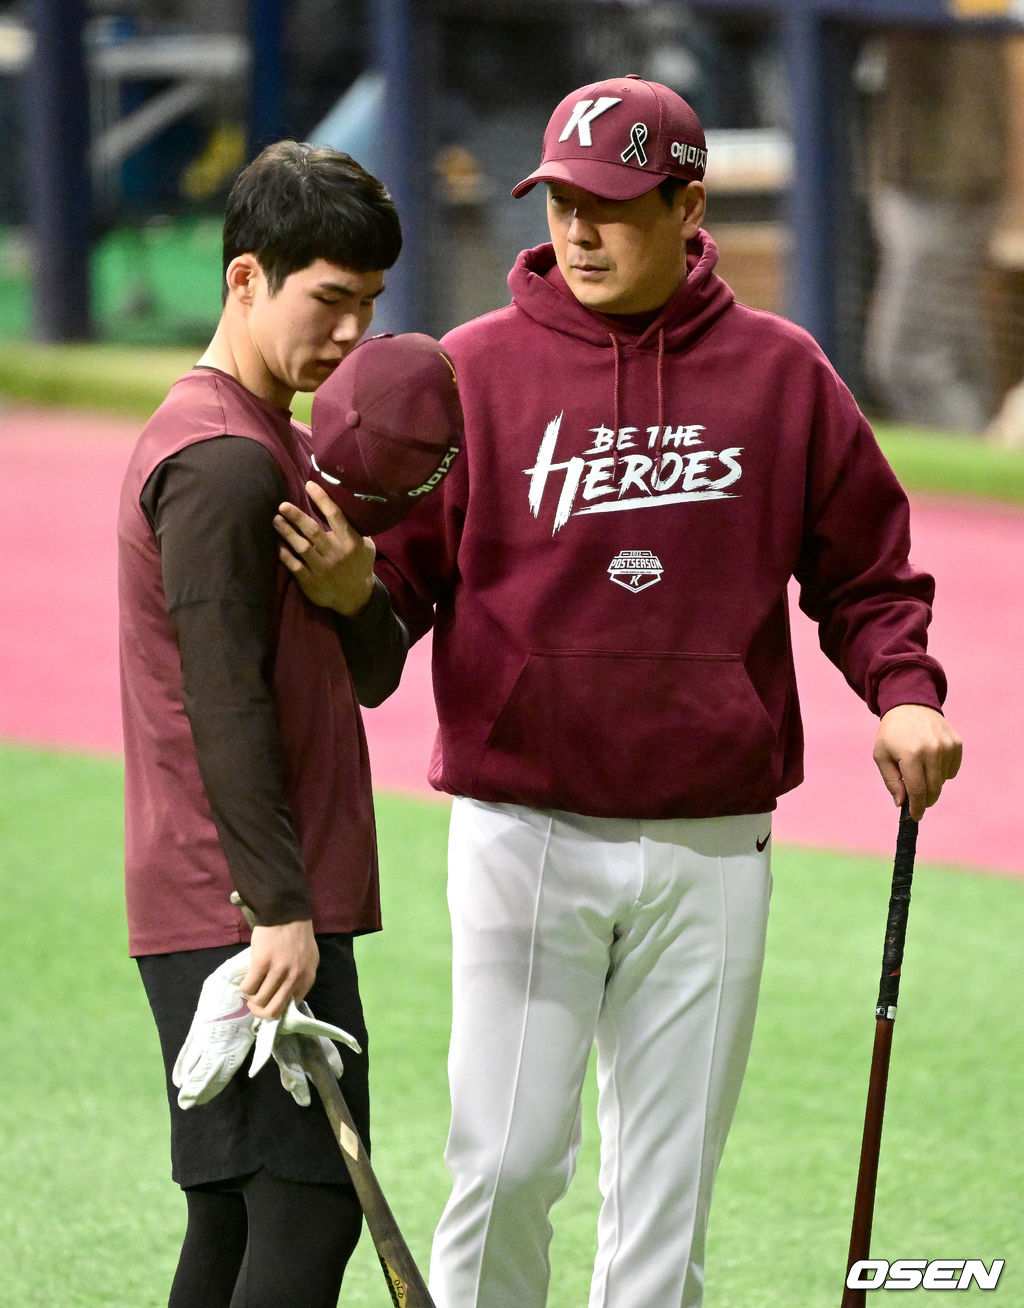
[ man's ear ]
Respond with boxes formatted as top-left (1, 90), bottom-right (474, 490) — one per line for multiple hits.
top-left (677, 181), bottom-right (706, 238)
top-left (224, 253), bottom-right (261, 304)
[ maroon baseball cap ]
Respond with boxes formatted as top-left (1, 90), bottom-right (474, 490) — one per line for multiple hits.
top-left (512, 74), bottom-right (707, 202)
top-left (310, 332), bottom-right (463, 536)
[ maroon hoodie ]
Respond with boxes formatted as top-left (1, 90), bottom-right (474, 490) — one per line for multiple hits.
top-left (374, 231), bottom-right (946, 820)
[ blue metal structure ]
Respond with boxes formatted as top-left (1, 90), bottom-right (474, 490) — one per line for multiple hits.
top-left (21, 0), bottom-right (1024, 343)
top-left (368, 0), bottom-right (433, 335)
top-left (23, 0), bottom-right (92, 342)
top-left (249, 0), bottom-right (286, 153)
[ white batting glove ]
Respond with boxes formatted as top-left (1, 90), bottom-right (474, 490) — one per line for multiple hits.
top-left (260, 1031), bottom-right (328, 1107)
top-left (172, 948), bottom-right (256, 1109)
top-left (249, 999), bottom-right (361, 1107)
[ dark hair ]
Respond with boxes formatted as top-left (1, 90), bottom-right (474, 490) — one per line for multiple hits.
top-left (221, 140), bottom-right (402, 299)
top-left (657, 176), bottom-right (687, 207)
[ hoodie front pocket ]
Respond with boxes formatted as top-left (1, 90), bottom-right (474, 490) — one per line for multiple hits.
top-left (473, 650), bottom-right (780, 819)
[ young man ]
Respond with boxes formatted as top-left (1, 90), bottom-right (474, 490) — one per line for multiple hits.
top-left (118, 140), bottom-right (406, 1306)
top-left (280, 76), bottom-right (962, 1308)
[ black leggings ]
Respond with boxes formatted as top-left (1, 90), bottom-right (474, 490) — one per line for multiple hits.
top-left (169, 1169), bottom-right (363, 1307)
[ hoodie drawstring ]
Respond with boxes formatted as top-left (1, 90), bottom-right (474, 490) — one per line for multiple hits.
top-left (608, 327), bottom-right (668, 483)
top-left (656, 327), bottom-right (666, 479)
top-left (656, 328), bottom-right (666, 433)
top-left (610, 332), bottom-right (622, 478)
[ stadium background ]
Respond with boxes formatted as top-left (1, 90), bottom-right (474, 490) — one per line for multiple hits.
top-left (3, 0), bottom-right (1024, 441)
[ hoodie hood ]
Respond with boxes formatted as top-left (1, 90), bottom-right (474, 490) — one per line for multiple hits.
top-left (507, 228), bottom-right (735, 444)
top-left (507, 228), bottom-right (735, 352)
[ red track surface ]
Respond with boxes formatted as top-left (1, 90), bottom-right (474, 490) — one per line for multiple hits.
top-left (1, 405), bottom-right (1019, 874)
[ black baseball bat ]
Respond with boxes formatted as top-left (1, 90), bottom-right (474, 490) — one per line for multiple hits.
top-left (840, 800), bottom-right (919, 1307)
top-left (299, 1038), bottom-right (436, 1307)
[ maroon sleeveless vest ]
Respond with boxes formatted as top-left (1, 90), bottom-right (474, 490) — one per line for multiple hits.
top-left (118, 369), bottom-right (380, 955)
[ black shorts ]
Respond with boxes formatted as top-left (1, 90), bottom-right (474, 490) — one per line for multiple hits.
top-left (138, 935), bottom-right (369, 1190)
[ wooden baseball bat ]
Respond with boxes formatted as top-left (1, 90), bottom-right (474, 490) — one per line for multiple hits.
top-left (840, 801), bottom-right (918, 1306)
top-left (228, 895), bottom-right (434, 1305)
top-left (300, 1035), bottom-right (436, 1307)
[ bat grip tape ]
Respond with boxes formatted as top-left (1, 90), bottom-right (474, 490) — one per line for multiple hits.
top-left (875, 802), bottom-right (919, 1018)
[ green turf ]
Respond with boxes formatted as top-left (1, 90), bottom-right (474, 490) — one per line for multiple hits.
top-left (3, 221), bottom-right (1024, 503)
top-left (0, 337), bottom-right (1020, 504)
top-left (0, 217), bottom-right (222, 349)
top-left (1, 743), bottom-right (1020, 1304)
top-left (874, 426), bottom-right (1024, 504)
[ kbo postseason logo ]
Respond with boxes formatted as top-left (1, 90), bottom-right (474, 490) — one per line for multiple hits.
top-left (608, 549), bottom-right (663, 592)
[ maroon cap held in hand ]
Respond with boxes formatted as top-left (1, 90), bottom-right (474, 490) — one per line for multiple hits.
top-left (310, 332), bottom-right (463, 536)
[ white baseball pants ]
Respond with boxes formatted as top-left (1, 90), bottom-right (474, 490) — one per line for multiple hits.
top-left (428, 798), bottom-right (773, 1308)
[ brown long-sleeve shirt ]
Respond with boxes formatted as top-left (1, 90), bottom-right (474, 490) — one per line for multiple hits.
top-left (140, 434), bottom-right (407, 923)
